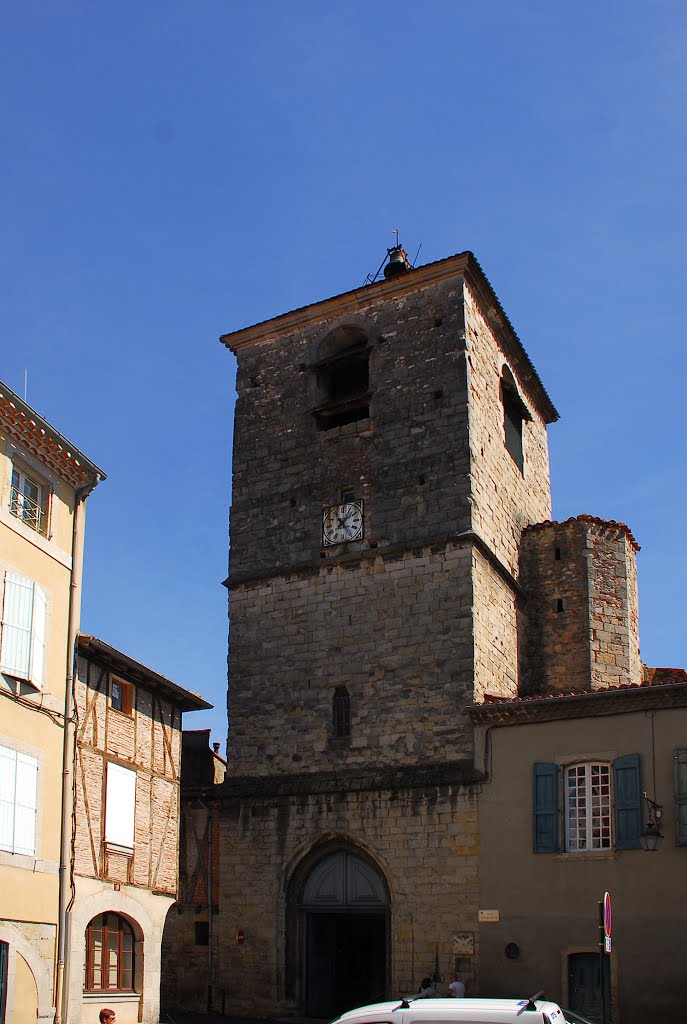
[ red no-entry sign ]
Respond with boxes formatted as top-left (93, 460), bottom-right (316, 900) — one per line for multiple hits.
top-left (603, 891), bottom-right (612, 953)
top-left (603, 892), bottom-right (612, 937)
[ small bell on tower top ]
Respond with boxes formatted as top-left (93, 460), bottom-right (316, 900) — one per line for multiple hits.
top-left (383, 244), bottom-right (412, 279)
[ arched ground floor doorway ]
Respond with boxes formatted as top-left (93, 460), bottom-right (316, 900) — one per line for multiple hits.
top-left (300, 849), bottom-right (388, 1018)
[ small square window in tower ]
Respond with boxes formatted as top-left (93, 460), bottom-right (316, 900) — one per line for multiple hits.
top-left (310, 325), bottom-right (370, 430)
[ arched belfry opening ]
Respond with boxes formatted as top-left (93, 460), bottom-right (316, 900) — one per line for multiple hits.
top-left (296, 848), bottom-right (388, 1017)
top-left (310, 325), bottom-right (370, 430)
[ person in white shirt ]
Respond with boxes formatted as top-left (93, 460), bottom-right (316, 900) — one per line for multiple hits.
top-left (448, 977), bottom-right (465, 998)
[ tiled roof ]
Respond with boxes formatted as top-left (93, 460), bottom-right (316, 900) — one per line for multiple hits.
top-left (469, 670), bottom-right (687, 724)
top-left (0, 381), bottom-right (105, 490)
top-left (524, 514), bottom-right (640, 551)
top-left (77, 634), bottom-right (212, 712)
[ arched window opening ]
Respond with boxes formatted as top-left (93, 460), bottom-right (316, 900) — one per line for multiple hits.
top-left (501, 366), bottom-right (531, 474)
top-left (333, 687), bottom-right (351, 738)
top-left (311, 326), bottom-right (370, 430)
top-left (84, 913), bottom-right (135, 992)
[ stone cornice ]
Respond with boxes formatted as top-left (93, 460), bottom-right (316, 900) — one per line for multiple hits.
top-left (205, 759), bottom-right (483, 800)
top-left (225, 528), bottom-right (524, 598)
top-left (468, 682), bottom-right (687, 726)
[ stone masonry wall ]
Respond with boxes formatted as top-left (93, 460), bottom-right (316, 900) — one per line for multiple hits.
top-left (228, 541), bottom-right (475, 776)
top-left (228, 269), bottom-right (556, 772)
top-left (519, 519), bottom-right (592, 692)
top-left (471, 548), bottom-right (520, 701)
top-left (229, 275), bottom-right (471, 583)
top-left (463, 284), bottom-right (552, 577)
top-left (519, 518), bottom-right (641, 692)
top-left (161, 798), bottom-right (221, 1013)
top-left (586, 521), bottom-right (641, 687)
top-left (199, 777), bottom-right (480, 1018)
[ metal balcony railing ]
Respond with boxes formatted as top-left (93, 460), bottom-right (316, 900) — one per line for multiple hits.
top-left (10, 485), bottom-right (44, 532)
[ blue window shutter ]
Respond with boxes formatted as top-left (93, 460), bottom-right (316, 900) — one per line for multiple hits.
top-left (674, 749), bottom-right (687, 847)
top-left (613, 753), bottom-right (641, 850)
top-left (533, 762), bottom-right (559, 853)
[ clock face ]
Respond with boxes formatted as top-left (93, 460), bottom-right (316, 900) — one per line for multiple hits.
top-left (322, 501), bottom-right (364, 546)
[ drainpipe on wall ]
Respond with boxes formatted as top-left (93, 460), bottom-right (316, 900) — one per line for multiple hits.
top-left (54, 478), bottom-right (99, 1024)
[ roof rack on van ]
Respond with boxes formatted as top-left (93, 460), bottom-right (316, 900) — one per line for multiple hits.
top-left (517, 990), bottom-right (545, 1015)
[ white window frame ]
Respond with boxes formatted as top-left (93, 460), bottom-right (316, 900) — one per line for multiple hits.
top-left (0, 572), bottom-right (47, 689)
top-left (104, 762), bottom-right (136, 854)
top-left (0, 743), bottom-right (38, 856)
top-left (9, 463), bottom-right (48, 536)
top-left (564, 762), bottom-right (612, 852)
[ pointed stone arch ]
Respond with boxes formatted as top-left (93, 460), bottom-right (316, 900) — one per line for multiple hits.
top-left (284, 837), bottom-right (389, 1017)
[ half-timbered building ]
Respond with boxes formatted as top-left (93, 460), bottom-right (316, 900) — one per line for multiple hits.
top-left (69, 635), bottom-right (210, 1024)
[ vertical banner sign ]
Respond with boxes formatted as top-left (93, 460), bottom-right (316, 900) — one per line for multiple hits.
top-left (604, 891), bottom-right (612, 953)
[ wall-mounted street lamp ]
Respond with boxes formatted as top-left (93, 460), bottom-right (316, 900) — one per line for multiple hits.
top-left (640, 791), bottom-right (664, 851)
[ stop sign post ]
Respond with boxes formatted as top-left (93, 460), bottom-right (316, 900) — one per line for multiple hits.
top-left (598, 892), bottom-right (611, 1024)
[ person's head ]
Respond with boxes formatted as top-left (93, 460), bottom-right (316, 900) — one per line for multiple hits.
top-left (99, 1011), bottom-right (115, 1024)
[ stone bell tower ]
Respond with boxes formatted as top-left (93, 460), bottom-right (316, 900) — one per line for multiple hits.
top-left (223, 249), bottom-right (557, 776)
top-left (209, 249), bottom-right (558, 1019)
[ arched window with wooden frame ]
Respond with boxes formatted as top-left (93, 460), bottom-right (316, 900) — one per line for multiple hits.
top-left (84, 912), bottom-right (135, 992)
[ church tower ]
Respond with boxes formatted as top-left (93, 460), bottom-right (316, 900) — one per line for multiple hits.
top-left (212, 250), bottom-right (558, 1017)
top-left (223, 250), bottom-right (557, 775)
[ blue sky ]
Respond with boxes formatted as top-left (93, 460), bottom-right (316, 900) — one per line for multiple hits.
top-left (1, 1), bottom-right (685, 748)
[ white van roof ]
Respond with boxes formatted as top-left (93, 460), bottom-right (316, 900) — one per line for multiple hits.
top-left (333, 997), bottom-right (566, 1024)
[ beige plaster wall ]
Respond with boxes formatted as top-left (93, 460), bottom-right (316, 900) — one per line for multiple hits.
top-left (476, 706), bottom-right (687, 1024)
top-left (67, 878), bottom-right (174, 1024)
top-left (12, 951), bottom-right (38, 1024)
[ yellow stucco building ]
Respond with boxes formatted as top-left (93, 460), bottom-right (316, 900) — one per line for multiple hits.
top-left (0, 381), bottom-right (104, 1024)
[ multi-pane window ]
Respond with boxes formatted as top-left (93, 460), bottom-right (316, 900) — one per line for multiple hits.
top-left (333, 686), bottom-right (351, 738)
top-left (0, 743), bottom-right (38, 856)
top-left (565, 763), bottom-right (612, 851)
top-left (9, 466), bottom-right (47, 535)
top-left (0, 572), bottom-right (47, 688)
top-left (84, 913), bottom-right (134, 991)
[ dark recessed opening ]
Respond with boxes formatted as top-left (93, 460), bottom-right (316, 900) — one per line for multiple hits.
top-left (555, 546), bottom-right (561, 560)
top-left (556, 599), bottom-right (564, 613)
top-left (195, 921), bottom-right (209, 946)
top-left (315, 403), bottom-right (369, 431)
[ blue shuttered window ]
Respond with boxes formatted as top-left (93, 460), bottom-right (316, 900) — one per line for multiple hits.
top-left (534, 756), bottom-right (642, 854)
top-left (0, 572), bottom-right (47, 688)
top-left (0, 743), bottom-right (38, 856)
top-left (674, 749), bottom-right (687, 846)
top-left (613, 753), bottom-right (642, 850)
top-left (533, 762), bottom-right (559, 853)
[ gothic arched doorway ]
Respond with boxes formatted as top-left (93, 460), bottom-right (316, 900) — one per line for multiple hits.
top-left (301, 850), bottom-right (388, 1018)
